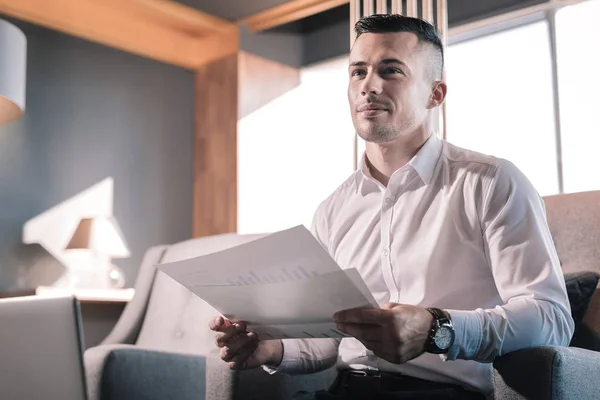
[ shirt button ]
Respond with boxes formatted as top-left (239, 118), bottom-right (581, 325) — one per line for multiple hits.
top-left (385, 197), bottom-right (395, 206)
top-left (382, 249), bottom-right (390, 257)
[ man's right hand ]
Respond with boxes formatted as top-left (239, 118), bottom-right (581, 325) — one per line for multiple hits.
top-left (209, 316), bottom-right (283, 370)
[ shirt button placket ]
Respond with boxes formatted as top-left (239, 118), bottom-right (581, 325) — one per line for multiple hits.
top-left (380, 190), bottom-right (398, 302)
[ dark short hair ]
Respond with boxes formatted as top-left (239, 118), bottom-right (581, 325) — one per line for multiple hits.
top-left (354, 14), bottom-right (444, 80)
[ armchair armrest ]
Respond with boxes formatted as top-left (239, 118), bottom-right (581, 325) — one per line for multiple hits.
top-left (493, 346), bottom-right (600, 400)
top-left (90, 346), bottom-right (336, 400)
top-left (96, 347), bottom-right (233, 400)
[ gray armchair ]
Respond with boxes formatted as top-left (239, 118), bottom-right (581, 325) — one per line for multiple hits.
top-left (85, 191), bottom-right (600, 400)
top-left (84, 235), bottom-right (336, 400)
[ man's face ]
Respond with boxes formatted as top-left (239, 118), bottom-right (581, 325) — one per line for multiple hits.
top-left (348, 32), bottom-right (436, 143)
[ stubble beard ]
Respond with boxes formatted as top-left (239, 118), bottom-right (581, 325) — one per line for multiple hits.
top-left (357, 121), bottom-right (410, 144)
top-left (356, 111), bottom-right (422, 144)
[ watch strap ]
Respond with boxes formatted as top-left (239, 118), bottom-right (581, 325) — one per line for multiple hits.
top-left (427, 307), bottom-right (450, 325)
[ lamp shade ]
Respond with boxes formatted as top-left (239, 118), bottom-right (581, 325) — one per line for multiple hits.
top-left (65, 216), bottom-right (131, 258)
top-left (0, 19), bottom-right (26, 125)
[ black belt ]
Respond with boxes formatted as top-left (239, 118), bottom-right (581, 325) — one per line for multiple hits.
top-left (324, 369), bottom-right (485, 399)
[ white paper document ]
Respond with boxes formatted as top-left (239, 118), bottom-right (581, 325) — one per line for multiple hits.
top-left (157, 225), bottom-right (378, 340)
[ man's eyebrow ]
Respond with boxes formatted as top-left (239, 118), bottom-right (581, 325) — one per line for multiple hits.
top-left (381, 58), bottom-right (408, 67)
top-left (349, 59), bottom-right (409, 67)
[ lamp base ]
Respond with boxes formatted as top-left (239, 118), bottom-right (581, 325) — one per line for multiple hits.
top-left (107, 264), bottom-right (126, 289)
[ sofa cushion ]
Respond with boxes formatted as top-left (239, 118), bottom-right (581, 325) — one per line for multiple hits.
top-left (564, 271), bottom-right (600, 350)
top-left (564, 271), bottom-right (600, 323)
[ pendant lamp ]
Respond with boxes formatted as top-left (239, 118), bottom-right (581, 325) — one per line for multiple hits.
top-left (0, 19), bottom-right (26, 125)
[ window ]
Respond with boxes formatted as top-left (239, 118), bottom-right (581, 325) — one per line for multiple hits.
top-left (445, 21), bottom-right (559, 196)
top-left (239, 0), bottom-right (600, 228)
top-left (555, 0), bottom-right (600, 193)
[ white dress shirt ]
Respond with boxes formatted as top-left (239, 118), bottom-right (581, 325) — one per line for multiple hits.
top-left (266, 133), bottom-right (574, 396)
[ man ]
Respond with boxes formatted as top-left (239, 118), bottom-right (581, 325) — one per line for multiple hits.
top-left (209, 14), bottom-right (574, 399)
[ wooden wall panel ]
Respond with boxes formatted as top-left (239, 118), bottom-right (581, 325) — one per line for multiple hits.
top-left (194, 51), bottom-right (301, 237)
top-left (238, 51), bottom-right (301, 119)
top-left (193, 54), bottom-right (239, 237)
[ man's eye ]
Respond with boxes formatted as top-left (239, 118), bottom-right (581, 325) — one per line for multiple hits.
top-left (352, 70), bottom-right (366, 77)
top-left (385, 68), bottom-right (402, 74)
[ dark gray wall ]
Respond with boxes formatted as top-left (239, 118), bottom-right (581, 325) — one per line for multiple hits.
top-left (0, 19), bottom-right (194, 290)
top-left (241, 25), bottom-right (304, 68)
top-left (303, 19), bottom-right (349, 67)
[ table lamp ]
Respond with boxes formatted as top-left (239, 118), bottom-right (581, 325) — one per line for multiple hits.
top-left (65, 216), bottom-right (130, 288)
top-left (0, 19), bottom-right (26, 125)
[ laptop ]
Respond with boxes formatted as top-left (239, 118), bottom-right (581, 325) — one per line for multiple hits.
top-left (0, 295), bottom-right (88, 400)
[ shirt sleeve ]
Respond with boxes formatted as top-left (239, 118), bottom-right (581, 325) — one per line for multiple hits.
top-left (262, 338), bottom-right (340, 375)
top-left (444, 160), bottom-right (575, 362)
top-left (261, 203), bottom-right (340, 374)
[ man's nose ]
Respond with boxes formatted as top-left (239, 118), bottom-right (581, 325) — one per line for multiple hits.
top-left (361, 73), bottom-right (382, 96)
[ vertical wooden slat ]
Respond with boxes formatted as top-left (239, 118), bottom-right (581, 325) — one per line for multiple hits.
top-left (422, 0), bottom-right (434, 23)
top-left (351, 0), bottom-right (360, 170)
top-left (391, 0), bottom-right (401, 14)
top-left (441, 83), bottom-right (447, 139)
top-left (376, 0), bottom-right (387, 14)
top-left (406, 0), bottom-right (418, 17)
top-left (350, 0), bottom-right (360, 46)
top-left (436, 0), bottom-right (448, 139)
top-left (363, 0), bottom-right (375, 16)
top-left (437, 0), bottom-right (448, 46)
top-left (194, 54), bottom-right (238, 237)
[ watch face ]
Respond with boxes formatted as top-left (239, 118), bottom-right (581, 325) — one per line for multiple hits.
top-left (434, 326), bottom-right (454, 350)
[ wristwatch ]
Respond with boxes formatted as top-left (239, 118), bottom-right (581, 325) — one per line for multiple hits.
top-left (425, 307), bottom-right (455, 354)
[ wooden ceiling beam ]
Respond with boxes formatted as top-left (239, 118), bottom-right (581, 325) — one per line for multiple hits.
top-left (241, 0), bottom-right (350, 32)
top-left (125, 0), bottom-right (233, 34)
top-left (193, 27), bottom-right (240, 69)
top-left (0, 0), bottom-right (237, 69)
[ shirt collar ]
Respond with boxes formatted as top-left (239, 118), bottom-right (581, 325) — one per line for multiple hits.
top-left (357, 133), bottom-right (442, 186)
top-left (408, 133), bottom-right (442, 185)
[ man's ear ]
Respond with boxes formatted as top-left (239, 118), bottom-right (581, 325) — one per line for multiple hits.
top-left (428, 81), bottom-right (447, 109)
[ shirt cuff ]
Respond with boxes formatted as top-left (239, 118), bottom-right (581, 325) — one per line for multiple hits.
top-left (442, 309), bottom-right (483, 361)
top-left (261, 339), bottom-right (300, 375)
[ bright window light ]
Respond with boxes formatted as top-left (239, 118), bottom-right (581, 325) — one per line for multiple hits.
top-left (555, 0), bottom-right (600, 193)
top-left (238, 56), bottom-right (355, 234)
top-left (445, 21), bottom-right (559, 196)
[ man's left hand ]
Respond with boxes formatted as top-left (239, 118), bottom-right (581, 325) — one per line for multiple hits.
top-left (333, 303), bottom-right (434, 364)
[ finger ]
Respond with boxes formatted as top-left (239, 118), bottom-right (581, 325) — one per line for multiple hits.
top-left (209, 316), bottom-right (233, 331)
top-left (236, 320), bottom-right (248, 332)
top-left (220, 333), bottom-right (257, 362)
top-left (214, 324), bottom-right (238, 344)
top-left (228, 332), bottom-right (259, 370)
top-left (226, 331), bottom-right (257, 355)
top-left (214, 322), bottom-right (247, 347)
top-left (336, 323), bottom-right (385, 343)
top-left (333, 308), bottom-right (390, 325)
top-left (381, 302), bottom-right (398, 310)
